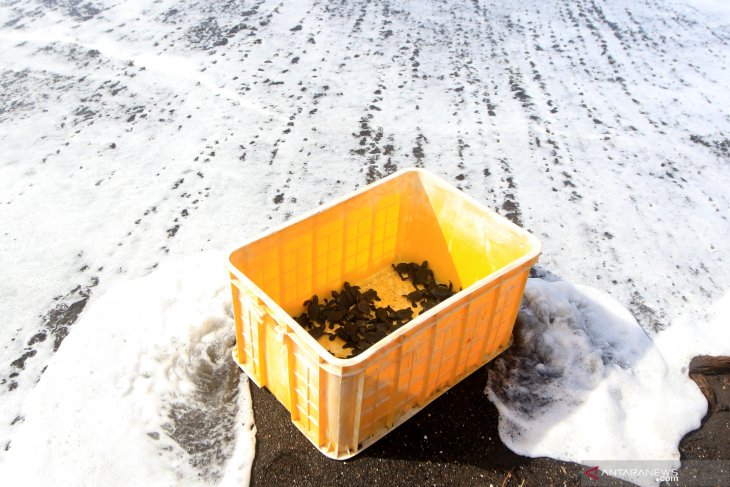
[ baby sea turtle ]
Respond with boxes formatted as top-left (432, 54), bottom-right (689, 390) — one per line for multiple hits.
top-left (303, 295), bottom-right (321, 323)
top-left (403, 289), bottom-right (427, 306)
top-left (429, 282), bottom-right (453, 300)
top-left (392, 262), bottom-right (412, 280)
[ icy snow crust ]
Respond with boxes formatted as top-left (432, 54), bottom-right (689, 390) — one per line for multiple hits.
top-left (0, 254), bottom-right (256, 486)
top-left (1, 0), bottom-right (729, 483)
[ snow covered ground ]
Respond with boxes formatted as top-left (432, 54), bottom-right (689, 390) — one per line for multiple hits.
top-left (0, 254), bottom-right (256, 486)
top-left (0, 0), bottom-right (729, 484)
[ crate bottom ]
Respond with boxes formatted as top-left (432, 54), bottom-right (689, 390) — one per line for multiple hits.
top-left (302, 264), bottom-right (453, 359)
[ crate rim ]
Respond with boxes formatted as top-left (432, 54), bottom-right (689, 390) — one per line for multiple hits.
top-left (226, 167), bottom-right (541, 369)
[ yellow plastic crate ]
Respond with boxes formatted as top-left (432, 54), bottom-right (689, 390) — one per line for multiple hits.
top-left (228, 168), bottom-right (541, 459)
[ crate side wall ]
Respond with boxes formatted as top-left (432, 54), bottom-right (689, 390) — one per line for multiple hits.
top-left (287, 337), bottom-right (324, 446)
top-left (352, 258), bottom-right (534, 450)
top-left (230, 277), bottom-right (268, 387)
top-left (395, 173), bottom-right (462, 288)
top-left (355, 343), bottom-right (402, 444)
top-left (417, 173), bottom-right (535, 288)
top-left (232, 275), bottom-right (334, 447)
top-left (230, 177), bottom-right (408, 316)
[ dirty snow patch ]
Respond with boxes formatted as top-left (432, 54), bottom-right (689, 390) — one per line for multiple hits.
top-left (486, 279), bottom-right (708, 486)
top-left (0, 253), bottom-right (255, 486)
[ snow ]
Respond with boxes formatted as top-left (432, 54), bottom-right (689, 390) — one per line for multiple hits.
top-left (0, 254), bottom-right (256, 486)
top-left (486, 279), bottom-right (728, 486)
top-left (683, 0), bottom-right (730, 17)
top-left (654, 287), bottom-right (730, 372)
top-left (0, 0), bottom-right (729, 484)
